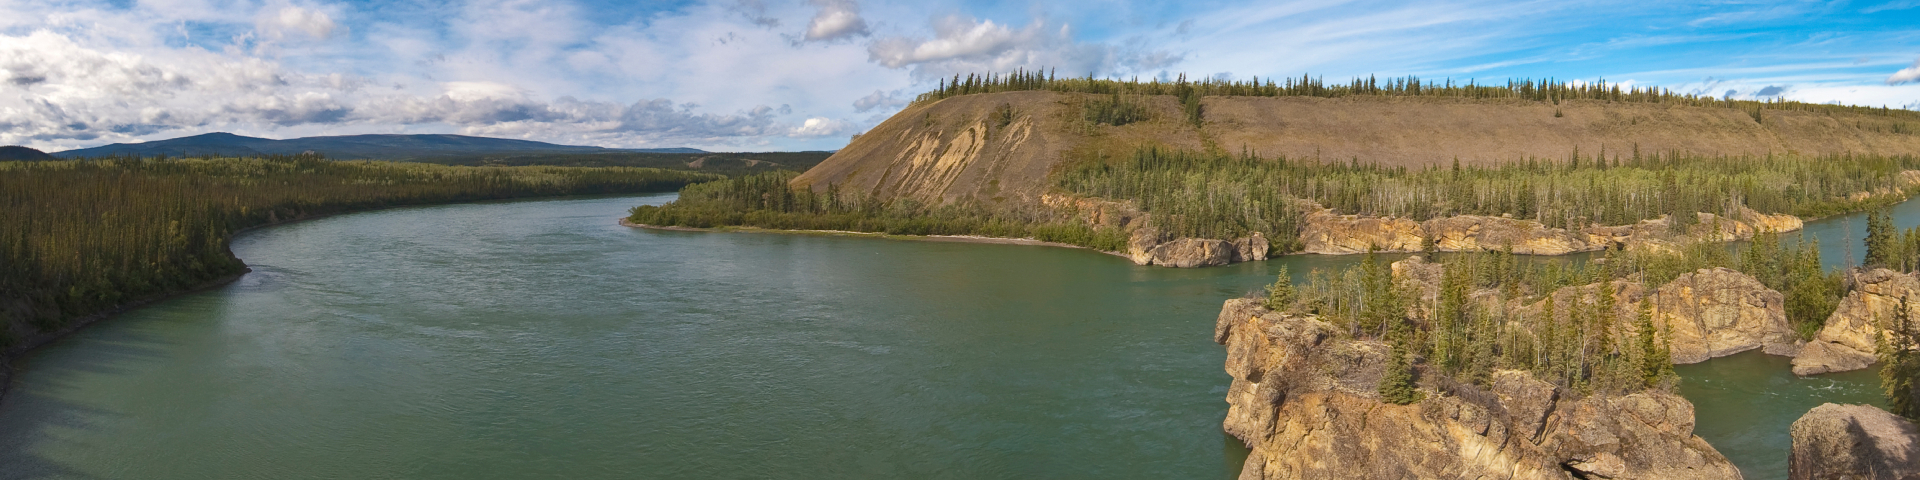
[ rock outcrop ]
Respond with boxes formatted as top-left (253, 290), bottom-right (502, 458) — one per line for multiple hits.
top-left (1425, 215), bottom-right (1593, 255)
top-left (1647, 267), bottom-right (1801, 363)
top-left (1795, 268), bottom-right (1920, 376)
top-left (1299, 210), bottom-right (1426, 254)
top-left (1215, 298), bottom-right (1741, 480)
top-left (1302, 208), bottom-right (1805, 256)
top-left (1121, 227), bottom-right (1269, 268)
top-left (1789, 403), bottom-right (1920, 480)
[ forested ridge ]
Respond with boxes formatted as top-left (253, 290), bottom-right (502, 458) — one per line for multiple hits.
top-left (915, 69), bottom-right (1920, 125)
top-left (631, 146), bottom-right (1920, 255)
top-left (0, 154), bottom-right (717, 351)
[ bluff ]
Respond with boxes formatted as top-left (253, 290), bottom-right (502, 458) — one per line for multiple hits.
top-left (792, 91), bottom-right (1920, 266)
top-left (1214, 298), bottom-right (1741, 479)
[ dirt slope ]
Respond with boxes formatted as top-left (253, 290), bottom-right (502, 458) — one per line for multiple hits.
top-left (793, 91), bottom-right (1920, 206)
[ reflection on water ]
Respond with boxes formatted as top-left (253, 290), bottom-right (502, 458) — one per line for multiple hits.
top-left (0, 193), bottom-right (1912, 479)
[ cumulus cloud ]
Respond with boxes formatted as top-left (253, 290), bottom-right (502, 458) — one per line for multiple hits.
top-left (789, 117), bottom-right (852, 137)
top-left (257, 5), bottom-right (339, 40)
top-left (0, 30), bottom-right (798, 148)
top-left (867, 15), bottom-right (1179, 80)
top-left (851, 89), bottom-right (907, 112)
top-left (1889, 58), bottom-right (1920, 85)
top-left (804, 0), bottom-right (869, 42)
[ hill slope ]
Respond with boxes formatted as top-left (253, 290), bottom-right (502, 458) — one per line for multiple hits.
top-left (54, 133), bottom-right (706, 160)
top-left (0, 146), bottom-right (56, 161)
top-left (795, 91), bottom-right (1920, 206)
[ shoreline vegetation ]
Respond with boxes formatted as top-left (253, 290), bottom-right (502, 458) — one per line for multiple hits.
top-left (628, 146), bottom-right (1920, 259)
top-left (627, 74), bottom-right (1920, 262)
top-left (0, 154), bottom-right (721, 367)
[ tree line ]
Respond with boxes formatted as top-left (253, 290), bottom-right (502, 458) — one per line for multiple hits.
top-left (1057, 146), bottom-right (1920, 247)
top-left (0, 154), bottom-right (717, 349)
top-left (914, 69), bottom-right (1920, 122)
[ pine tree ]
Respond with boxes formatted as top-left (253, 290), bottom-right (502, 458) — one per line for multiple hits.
top-left (1379, 328), bottom-right (1424, 405)
top-left (1866, 209), bottom-right (1895, 268)
top-left (1880, 296), bottom-right (1920, 421)
top-left (1264, 266), bottom-right (1295, 311)
top-left (1635, 301), bottom-right (1663, 388)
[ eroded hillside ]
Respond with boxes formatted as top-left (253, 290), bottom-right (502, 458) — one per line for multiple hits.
top-left (796, 90), bottom-right (1920, 207)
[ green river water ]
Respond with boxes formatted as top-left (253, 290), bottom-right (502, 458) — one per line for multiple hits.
top-left (0, 193), bottom-right (1905, 479)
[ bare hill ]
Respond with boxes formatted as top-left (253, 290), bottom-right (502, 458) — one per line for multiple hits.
top-left (794, 91), bottom-right (1920, 206)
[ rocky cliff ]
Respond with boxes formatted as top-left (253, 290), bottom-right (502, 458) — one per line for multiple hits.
top-left (1645, 267), bottom-right (1802, 363)
top-left (1794, 268), bottom-right (1920, 376)
top-left (1789, 403), bottom-right (1920, 480)
top-left (1303, 208), bottom-right (1805, 256)
top-left (1215, 298), bottom-right (1742, 479)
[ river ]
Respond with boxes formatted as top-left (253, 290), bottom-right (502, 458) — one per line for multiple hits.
top-left (0, 193), bottom-right (1905, 479)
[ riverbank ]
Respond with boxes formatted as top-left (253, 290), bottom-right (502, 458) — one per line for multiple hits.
top-left (619, 218), bottom-right (1135, 260)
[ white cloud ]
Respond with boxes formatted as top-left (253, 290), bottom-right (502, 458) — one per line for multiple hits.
top-left (803, 0), bottom-right (869, 42)
top-left (867, 15), bottom-right (1178, 80)
top-left (1889, 58), bottom-right (1920, 85)
top-left (851, 89), bottom-right (907, 112)
top-left (790, 116), bottom-right (851, 137)
top-left (257, 5), bottom-right (338, 41)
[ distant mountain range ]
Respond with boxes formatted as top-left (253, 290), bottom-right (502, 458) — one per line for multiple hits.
top-left (49, 133), bottom-right (706, 160)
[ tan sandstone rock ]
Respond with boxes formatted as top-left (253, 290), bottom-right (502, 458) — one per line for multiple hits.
top-left (1299, 210), bottom-right (1425, 254)
top-left (1795, 268), bottom-right (1920, 376)
top-left (1214, 298), bottom-right (1741, 480)
top-left (1789, 403), bottom-right (1920, 480)
top-left (1424, 215), bottom-right (1597, 255)
top-left (1648, 267), bottom-right (1799, 364)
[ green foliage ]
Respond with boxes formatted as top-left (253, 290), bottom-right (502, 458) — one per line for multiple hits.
top-left (1881, 297), bottom-right (1920, 421)
top-left (1263, 266), bottom-right (1295, 311)
top-left (1867, 209), bottom-right (1896, 268)
top-left (1057, 146), bottom-right (1920, 252)
top-left (1293, 235), bottom-right (1841, 394)
top-left (1634, 302), bottom-right (1678, 389)
top-left (0, 155), bottom-right (714, 344)
top-left (1378, 326), bottom-right (1424, 405)
top-left (627, 172), bottom-right (1132, 252)
top-left (1082, 94), bottom-right (1149, 127)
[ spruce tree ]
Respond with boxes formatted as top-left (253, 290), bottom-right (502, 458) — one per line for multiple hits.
top-left (1880, 296), bottom-right (1920, 421)
top-left (1264, 266), bottom-right (1295, 311)
top-left (1866, 209), bottom-right (1895, 268)
top-left (1378, 326), bottom-right (1424, 405)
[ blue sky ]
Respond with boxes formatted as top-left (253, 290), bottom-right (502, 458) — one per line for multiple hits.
top-left (2, 0), bottom-right (1917, 152)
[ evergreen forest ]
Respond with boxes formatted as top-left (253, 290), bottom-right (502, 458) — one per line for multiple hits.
top-left (0, 154), bottom-right (717, 349)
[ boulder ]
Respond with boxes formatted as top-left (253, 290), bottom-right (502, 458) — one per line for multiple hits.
top-left (1795, 269), bottom-right (1920, 376)
top-left (1789, 403), bottom-right (1920, 480)
top-left (1214, 298), bottom-right (1741, 480)
top-left (1648, 267), bottom-right (1798, 364)
top-left (1126, 228), bottom-right (1164, 265)
top-left (1231, 234), bottom-right (1270, 262)
top-left (1146, 238), bottom-right (1233, 268)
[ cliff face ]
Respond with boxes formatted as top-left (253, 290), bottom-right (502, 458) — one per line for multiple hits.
top-left (1646, 267), bottom-right (1801, 363)
top-left (1794, 268), bottom-right (1920, 376)
top-left (1214, 298), bottom-right (1741, 480)
top-left (1789, 403), bottom-right (1920, 480)
top-left (1303, 209), bottom-right (1806, 256)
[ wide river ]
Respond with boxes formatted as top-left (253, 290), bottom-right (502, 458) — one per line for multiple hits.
top-left (0, 193), bottom-right (1908, 479)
